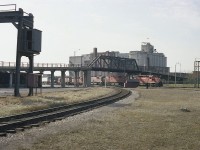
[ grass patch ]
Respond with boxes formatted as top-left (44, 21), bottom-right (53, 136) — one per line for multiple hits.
top-left (30, 87), bottom-right (200, 150)
top-left (164, 83), bottom-right (196, 88)
top-left (0, 87), bottom-right (114, 116)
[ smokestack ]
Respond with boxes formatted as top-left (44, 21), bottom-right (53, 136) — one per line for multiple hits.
top-left (93, 47), bottom-right (97, 58)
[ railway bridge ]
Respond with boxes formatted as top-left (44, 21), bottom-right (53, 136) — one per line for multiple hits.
top-left (0, 56), bottom-right (141, 88)
top-left (0, 55), bottom-right (186, 89)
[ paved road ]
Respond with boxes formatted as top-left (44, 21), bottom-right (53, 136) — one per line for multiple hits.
top-left (0, 86), bottom-right (78, 96)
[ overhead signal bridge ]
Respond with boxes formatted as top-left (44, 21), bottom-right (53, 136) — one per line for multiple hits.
top-left (0, 4), bottom-right (42, 96)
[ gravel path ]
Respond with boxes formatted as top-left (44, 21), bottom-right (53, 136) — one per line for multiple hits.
top-left (0, 89), bottom-right (139, 150)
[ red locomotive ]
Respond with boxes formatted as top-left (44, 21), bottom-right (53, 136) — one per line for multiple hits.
top-left (135, 75), bottom-right (163, 87)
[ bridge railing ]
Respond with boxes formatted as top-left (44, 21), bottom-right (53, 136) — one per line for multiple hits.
top-left (0, 61), bottom-right (83, 68)
top-left (0, 61), bottom-right (16, 67)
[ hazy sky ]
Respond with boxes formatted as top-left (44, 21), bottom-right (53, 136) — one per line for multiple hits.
top-left (0, 0), bottom-right (200, 73)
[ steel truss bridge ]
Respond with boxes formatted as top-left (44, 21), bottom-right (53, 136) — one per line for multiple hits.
top-left (88, 55), bottom-right (140, 73)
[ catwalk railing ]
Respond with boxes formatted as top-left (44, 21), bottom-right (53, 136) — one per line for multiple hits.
top-left (0, 61), bottom-right (82, 68)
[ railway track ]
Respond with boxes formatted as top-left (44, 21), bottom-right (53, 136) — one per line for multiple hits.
top-left (0, 88), bottom-right (131, 136)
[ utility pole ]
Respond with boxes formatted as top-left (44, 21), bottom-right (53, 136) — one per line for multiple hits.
top-left (175, 62), bottom-right (181, 86)
top-left (194, 59), bottom-right (200, 88)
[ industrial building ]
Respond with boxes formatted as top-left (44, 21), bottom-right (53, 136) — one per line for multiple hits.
top-left (69, 42), bottom-right (169, 80)
top-left (129, 42), bottom-right (168, 74)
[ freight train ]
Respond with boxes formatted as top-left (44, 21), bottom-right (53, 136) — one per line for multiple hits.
top-left (55, 75), bottom-right (162, 87)
top-left (90, 75), bottom-right (162, 87)
top-left (0, 72), bottom-right (162, 88)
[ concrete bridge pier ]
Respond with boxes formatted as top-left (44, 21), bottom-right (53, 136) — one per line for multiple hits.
top-left (74, 71), bottom-right (79, 87)
top-left (83, 70), bottom-right (91, 87)
top-left (40, 71), bottom-right (43, 87)
top-left (9, 72), bottom-right (13, 88)
top-left (51, 70), bottom-right (55, 88)
top-left (61, 70), bottom-right (66, 88)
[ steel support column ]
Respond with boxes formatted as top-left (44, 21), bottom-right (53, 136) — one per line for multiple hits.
top-left (14, 11), bottom-right (23, 96)
top-left (28, 55), bottom-right (34, 96)
top-left (14, 53), bottom-right (22, 96)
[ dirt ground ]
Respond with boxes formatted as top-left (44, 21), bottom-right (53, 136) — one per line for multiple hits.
top-left (0, 87), bottom-right (200, 150)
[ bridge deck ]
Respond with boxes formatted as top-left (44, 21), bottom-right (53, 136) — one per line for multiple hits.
top-left (0, 61), bottom-right (90, 71)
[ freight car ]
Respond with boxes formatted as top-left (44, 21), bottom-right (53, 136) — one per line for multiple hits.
top-left (91, 75), bottom-right (126, 86)
top-left (124, 79), bottom-right (139, 88)
top-left (72, 77), bottom-right (83, 85)
top-left (57, 76), bottom-right (73, 85)
top-left (91, 76), bottom-right (102, 85)
top-left (91, 75), bottom-right (139, 88)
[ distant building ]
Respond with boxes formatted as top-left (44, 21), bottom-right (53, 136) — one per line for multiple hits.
top-left (69, 42), bottom-right (169, 78)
